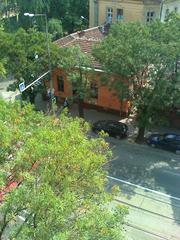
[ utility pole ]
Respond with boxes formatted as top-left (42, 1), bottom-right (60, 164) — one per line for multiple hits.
top-left (24, 13), bottom-right (55, 113)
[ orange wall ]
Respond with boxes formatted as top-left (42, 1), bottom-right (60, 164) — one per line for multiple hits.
top-left (52, 68), bottom-right (72, 98)
top-left (52, 68), bottom-right (129, 114)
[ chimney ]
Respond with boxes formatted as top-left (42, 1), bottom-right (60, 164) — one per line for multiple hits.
top-left (77, 30), bottom-right (85, 38)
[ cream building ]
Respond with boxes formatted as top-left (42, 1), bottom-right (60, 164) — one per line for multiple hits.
top-left (89, 0), bottom-right (179, 27)
top-left (160, 0), bottom-right (180, 21)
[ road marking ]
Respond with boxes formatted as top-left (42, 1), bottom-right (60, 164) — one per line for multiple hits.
top-left (161, 169), bottom-right (180, 178)
top-left (114, 197), bottom-right (180, 223)
top-left (125, 222), bottom-right (173, 240)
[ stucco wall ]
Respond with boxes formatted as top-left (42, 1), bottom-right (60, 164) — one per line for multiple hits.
top-left (161, 0), bottom-right (180, 21)
top-left (52, 68), bottom-right (129, 113)
top-left (89, 0), bottom-right (161, 27)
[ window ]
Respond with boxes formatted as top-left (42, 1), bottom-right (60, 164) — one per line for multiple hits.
top-left (107, 7), bottom-right (113, 23)
top-left (90, 83), bottom-right (98, 99)
top-left (57, 76), bottom-right (64, 92)
top-left (146, 11), bottom-right (155, 22)
top-left (117, 9), bottom-right (123, 22)
top-left (72, 88), bottom-right (77, 96)
top-left (165, 9), bottom-right (169, 20)
top-left (164, 134), bottom-right (176, 141)
top-left (176, 136), bottom-right (180, 141)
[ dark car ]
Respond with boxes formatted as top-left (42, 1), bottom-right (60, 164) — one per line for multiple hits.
top-left (92, 120), bottom-right (128, 139)
top-left (147, 133), bottom-right (180, 154)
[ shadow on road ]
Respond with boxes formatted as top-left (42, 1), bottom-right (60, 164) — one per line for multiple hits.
top-left (108, 144), bottom-right (180, 224)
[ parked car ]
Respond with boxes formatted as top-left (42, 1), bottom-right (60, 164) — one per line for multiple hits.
top-left (147, 133), bottom-right (180, 154)
top-left (92, 120), bottom-right (128, 139)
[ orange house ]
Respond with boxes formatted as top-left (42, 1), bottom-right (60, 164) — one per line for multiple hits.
top-left (53, 26), bottom-right (129, 115)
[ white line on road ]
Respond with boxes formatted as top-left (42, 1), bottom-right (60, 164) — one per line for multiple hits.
top-left (161, 169), bottom-right (180, 178)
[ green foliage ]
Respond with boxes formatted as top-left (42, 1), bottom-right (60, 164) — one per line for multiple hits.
top-left (93, 16), bottom-right (180, 139)
top-left (48, 18), bottom-right (63, 40)
top-left (0, 61), bottom-right (6, 77)
top-left (0, 27), bottom-right (7, 77)
top-left (0, 27), bottom-right (61, 102)
top-left (0, 99), bottom-right (127, 239)
top-left (59, 45), bottom-right (95, 117)
top-left (3, 0), bottom-right (89, 34)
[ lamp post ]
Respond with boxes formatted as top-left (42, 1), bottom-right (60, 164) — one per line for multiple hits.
top-left (24, 12), bottom-right (54, 113)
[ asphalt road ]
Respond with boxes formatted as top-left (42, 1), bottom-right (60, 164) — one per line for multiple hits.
top-left (106, 137), bottom-right (180, 198)
top-left (104, 137), bottom-right (180, 240)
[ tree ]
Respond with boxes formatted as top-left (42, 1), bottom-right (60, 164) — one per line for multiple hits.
top-left (0, 27), bottom-right (60, 102)
top-left (0, 26), bottom-right (7, 77)
top-left (59, 45), bottom-right (95, 118)
top-left (0, 61), bottom-right (6, 77)
top-left (48, 18), bottom-right (63, 40)
top-left (0, 99), bottom-right (127, 239)
top-left (93, 16), bottom-right (180, 142)
top-left (3, 0), bottom-right (89, 34)
top-left (56, 0), bottom-right (88, 33)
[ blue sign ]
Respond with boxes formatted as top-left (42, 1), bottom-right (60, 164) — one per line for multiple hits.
top-left (19, 82), bottom-right (25, 92)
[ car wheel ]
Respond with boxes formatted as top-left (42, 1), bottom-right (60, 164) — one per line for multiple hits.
top-left (175, 150), bottom-right (180, 155)
top-left (150, 143), bottom-right (156, 148)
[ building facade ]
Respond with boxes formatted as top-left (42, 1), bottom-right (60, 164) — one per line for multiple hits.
top-left (53, 27), bottom-right (129, 115)
top-left (89, 0), bottom-right (163, 27)
top-left (160, 0), bottom-right (180, 21)
top-left (89, 0), bottom-right (180, 27)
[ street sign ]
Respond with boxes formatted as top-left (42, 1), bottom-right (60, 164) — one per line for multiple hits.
top-left (19, 82), bottom-right (25, 93)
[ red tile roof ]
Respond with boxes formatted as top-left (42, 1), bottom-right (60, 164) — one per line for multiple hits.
top-left (54, 26), bottom-right (106, 69)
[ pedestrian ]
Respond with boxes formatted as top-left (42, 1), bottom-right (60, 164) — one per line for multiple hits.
top-left (63, 97), bottom-right (69, 109)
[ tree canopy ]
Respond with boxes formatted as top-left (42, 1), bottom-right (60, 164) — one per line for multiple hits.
top-left (93, 15), bottom-right (180, 141)
top-left (0, 99), bottom-right (127, 239)
top-left (0, 26), bottom-right (61, 102)
top-left (2, 0), bottom-right (89, 35)
top-left (59, 45), bottom-right (95, 118)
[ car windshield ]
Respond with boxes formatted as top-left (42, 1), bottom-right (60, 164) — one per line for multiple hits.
top-left (108, 122), bottom-right (123, 127)
top-left (153, 136), bottom-right (161, 141)
top-left (176, 136), bottom-right (180, 141)
top-left (164, 134), bottom-right (176, 141)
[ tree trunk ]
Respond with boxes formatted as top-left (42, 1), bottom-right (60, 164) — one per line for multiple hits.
top-left (78, 98), bottom-right (84, 118)
top-left (135, 126), bottom-right (145, 143)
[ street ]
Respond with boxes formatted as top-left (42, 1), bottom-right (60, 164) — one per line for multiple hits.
top-left (69, 105), bottom-right (180, 197)
top-left (106, 138), bottom-right (180, 197)
top-left (1, 89), bottom-right (180, 239)
top-left (105, 137), bottom-right (180, 240)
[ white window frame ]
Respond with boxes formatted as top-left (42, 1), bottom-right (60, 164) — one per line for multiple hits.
top-left (117, 8), bottom-right (124, 22)
top-left (174, 6), bottom-right (178, 13)
top-left (107, 7), bottom-right (113, 23)
top-left (146, 11), bottom-right (155, 22)
top-left (165, 8), bottom-right (169, 19)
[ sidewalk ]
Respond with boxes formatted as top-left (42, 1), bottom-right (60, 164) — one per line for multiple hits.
top-left (68, 104), bottom-right (180, 136)
top-left (69, 104), bottom-right (120, 123)
top-left (108, 177), bottom-right (180, 240)
top-left (0, 80), bottom-right (19, 101)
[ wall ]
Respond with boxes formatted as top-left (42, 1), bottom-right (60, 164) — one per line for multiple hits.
top-left (161, 0), bottom-right (180, 21)
top-left (52, 68), bottom-right (129, 114)
top-left (52, 68), bottom-right (72, 100)
top-left (98, 0), bottom-right (144, 24)
top-left (89, 0), bottom-right (161, 27)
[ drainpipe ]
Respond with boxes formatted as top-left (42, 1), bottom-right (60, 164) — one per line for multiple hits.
top-left (160, 0), bottom-right (164, 21)
top-left (94, 0), bottom-right (99, 26)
